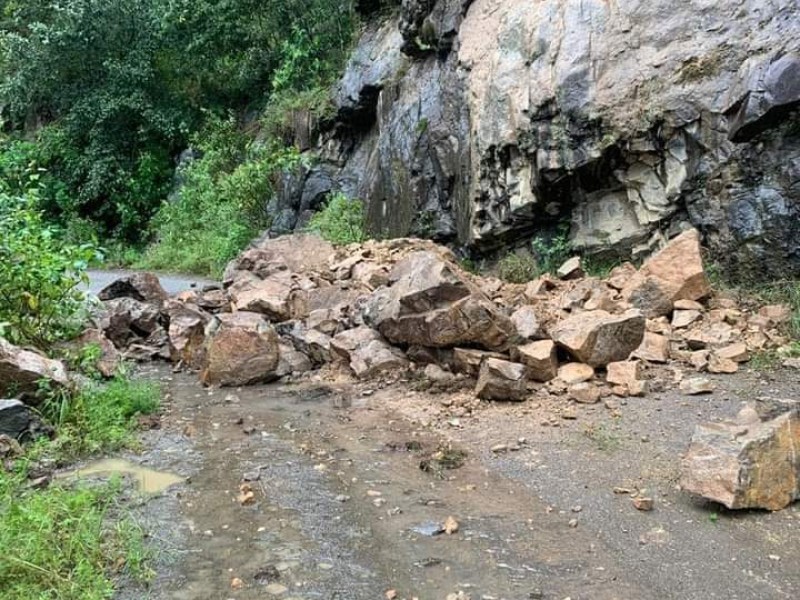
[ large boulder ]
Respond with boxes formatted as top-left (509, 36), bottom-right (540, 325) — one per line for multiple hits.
top-left (0, 338), bottom-right (69, 400)
top-left (622, 229), bottom-right (711, 316)
top-left (475, 358), bottom-right (528, 401)
top-left (364, 251), bottom-right (515, 350)
top-left (200, 312), bottom-right (281, 386)
top-left (550, 310), bottom-right (646, 367)
top-left (0, 399), bottom-right (53, 441)
top-left (330, 327), bottom-right (409, 379)
top-left (98, 272), bottom-right (168, 305)
top-left (681, 402), bottom-right (800, 511)
top-left (228, 271), bottom-right (297, 322)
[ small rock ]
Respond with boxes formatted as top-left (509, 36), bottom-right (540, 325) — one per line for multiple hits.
top-left (444, 515), bottom-right (460, 534)
top-left (557, 256), bottom-right (584, 280)
top-left (680, 377), bottom-right (715, 395)
top-left (231, 577), bottom-right (244, 590)
top-left (708, 355), bottom-right (738, 374)
top-left (385, 590), bottom-right (398, 600)
top-left (568, 518), bottom-right (579, 528)
top-left (569, 382), bottom-right (601, 404)
top-left (491, 443), bottom-right (509, 453)
top-left (632, 496), bottom-right (654, 511)
top-left (558, 363), bottom-right (595, 385)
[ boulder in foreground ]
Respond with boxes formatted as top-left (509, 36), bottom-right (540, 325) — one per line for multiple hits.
top-left (550, 310), bottom-right (646, 367)
top-left (681, 402), bottom-right (800, 511)
top-left (0, 338), bottom-right (69, 401)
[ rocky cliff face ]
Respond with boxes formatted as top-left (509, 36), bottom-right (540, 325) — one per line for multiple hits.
top-left (271, 0), bottom-right (800, 279)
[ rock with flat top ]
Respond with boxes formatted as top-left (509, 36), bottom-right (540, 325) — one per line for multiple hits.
top-left (516, 340), bottom-right (558, 382)
top-left (0, 338), bottom-right (69, 401)
top-left (557, 362), bottom-right (595, 385)
top-left (680, 377), bottom-right (715, 395)
top-left (98, 272), bottom-right (168, 305)
top-left (681, 406), bottom-right (800, 511)
top-left (475, 358), bottom-right (528, 401)
top-left (569, 382), bottom-right (601, 404)
top-left (365, 251), bottom-right (515, 350)
top-left (715, 343), bottom-right (749, 363)
top-left (331, 327), bottom-right (408, 379)
top-left (557, 257), bottom-right (583, 280)
top-left (633, 332), bottom-right (670, 363)
top-left (551, 310), bottom-right (645, 367)
top-left (452, 348), bottom-right (506, 376)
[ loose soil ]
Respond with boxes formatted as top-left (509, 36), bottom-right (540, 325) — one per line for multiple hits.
top-left (93, 362), bottom-right (800, 600)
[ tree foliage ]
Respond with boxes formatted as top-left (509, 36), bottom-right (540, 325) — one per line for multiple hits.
top-left (0, 0), bottom-right (358, 242)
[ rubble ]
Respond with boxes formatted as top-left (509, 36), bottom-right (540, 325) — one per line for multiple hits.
top-left (87, 231), bottom-right (791, 416)
top-left (0, 399), bottom-right (53, 441)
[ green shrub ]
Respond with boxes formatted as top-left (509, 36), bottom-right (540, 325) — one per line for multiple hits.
top-left (531, 224), bottom-right (572, 275)
top-left (0, 187), bottom-right (99, 347)
top-left (0, 470), bottom-right (152, 600)
top-left (142, 119), bottom-right (302, 276)
top-left (307, 192), bottom-right (367, 245)
top-left (497, 253), bottom-right (539, 284)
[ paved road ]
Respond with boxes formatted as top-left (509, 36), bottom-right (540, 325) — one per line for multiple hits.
top-left (85, 270), bottom-right (215, 296)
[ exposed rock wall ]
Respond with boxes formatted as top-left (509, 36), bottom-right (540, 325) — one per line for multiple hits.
top-left (271, 0), bottom-right (800, 279)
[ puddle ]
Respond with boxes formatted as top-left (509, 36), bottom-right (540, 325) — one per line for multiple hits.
top-left (64, 458), bottom-right (184, 493)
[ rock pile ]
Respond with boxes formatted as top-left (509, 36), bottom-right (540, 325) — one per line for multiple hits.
top-left (91, 228), bottom-right (792, 407)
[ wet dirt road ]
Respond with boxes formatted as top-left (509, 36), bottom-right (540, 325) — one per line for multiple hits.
top-left (107, 364), bottom-right (800, 600)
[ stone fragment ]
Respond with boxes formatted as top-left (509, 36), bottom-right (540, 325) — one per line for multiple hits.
top-left (229, 272), bottom-right (296, 322)
top-left (569, 382), bottom-right (601, 404)
top-left (510, 306), bottom-right (543, 340)
top-left (632, 332), bottom-right (670, 363)
top-left (0, 338), bottom-right (69, 401)
top-left (557, 363), bottom-right (595, 385)
top-left (606, 262), bottom-right (637, 290)
top-left (165, 302), bottom-right (210, 368)
top-left (681, 408), bottom-right (800, 510)
top-left (0, 399), bottom-right (53, 441)
top-left (632, 496), bottom-right (654, 511)
top-left (223, 233), bottom-right (334, 284)
top-left (101, 297), bottom-right (163, 348)
top-left (200, 312), bottom-right (280, 386)
top-left (331, 327), bottom-right (408, 379)
top-left (708, 355), bottom-right (738, 374)
top-left (516, 340), bottom-right (558, 382)
top-left (364, 252), bottom-right (515, 350)
top-left (551, 310), bottom-right (645, 367)
top-left (475, 358), bottom-right (528, 401)
top-left (715, 343), bottom-right (749, 363)
top-left (674, 299), bottom-right (704, 311)
top-left (556, 256), bottom-right (583, 280)
top-left (452, 348), bottom-right (506, 376)
top-left (524, 276), bottom-right (557, 300)
top-left (278, 321), bottom-right (334, 366)
top-left (98, 272), bottom-right (168, 305)
top-left (759, 304), bottom-right (792, 326)
top-left (672, 310), bottom-right (702, 329)
top-left (606, 361), bottom-right (641, 387)
top-left (275, 343), bottom-right (313, 378)
top-left (689, 350), bottom-right (710, 371)
top-left (680, 377), bottom-right (715, 395)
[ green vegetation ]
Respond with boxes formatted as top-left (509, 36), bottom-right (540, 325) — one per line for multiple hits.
top-left (141, 117), bottom-right (303, 276)
top-left (0, 469), bottom-right (153, 600)
top-left (307, 192), bottom-right (367, 245)
top-left (497, 253), bottom-right (539, 284)
top-left (0, 0), bottom-right (360, 262)
top-left (0, 374), bottom-right (160, 599)
top-left (0, 185), bottom-right (99, 347)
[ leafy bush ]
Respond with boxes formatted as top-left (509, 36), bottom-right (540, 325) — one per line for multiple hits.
top-left (531, 224), bottom-right (572, 275)
top-left (307, 192), bottom-right (367, 245)
top-left (142, 119), bottom-right (302, 276)
top-left (497, 253), bottom-right (539, 284)
top-left (0, 187), bottom-right (99, 346)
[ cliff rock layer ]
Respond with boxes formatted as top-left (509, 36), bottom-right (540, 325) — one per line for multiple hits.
top-left (275, 0), bottom-right (800, 279)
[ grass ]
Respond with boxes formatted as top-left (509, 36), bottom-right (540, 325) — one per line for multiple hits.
top-left (0, 375), bottom-right (161, 598)
top-left (582, 424), bottom-right (622, 452)
top-left (0, 469), bottom-right (153, 599)
top-left (497, 253), bottom-right (539, 284)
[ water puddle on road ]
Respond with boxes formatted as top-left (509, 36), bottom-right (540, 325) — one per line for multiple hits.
top-left (64, 458), bottom-right (183, 493)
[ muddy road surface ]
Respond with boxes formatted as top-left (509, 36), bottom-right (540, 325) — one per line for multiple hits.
top-left (81, 363), bottom-right (800, 600)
